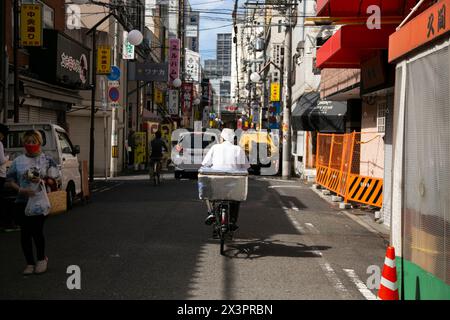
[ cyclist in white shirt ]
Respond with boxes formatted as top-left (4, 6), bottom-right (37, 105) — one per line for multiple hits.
top-left (201, 128), bottom-right (250, 230)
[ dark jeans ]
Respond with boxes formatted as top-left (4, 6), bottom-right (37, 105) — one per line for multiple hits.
top-left (15, 203), bottom-right (47, 265)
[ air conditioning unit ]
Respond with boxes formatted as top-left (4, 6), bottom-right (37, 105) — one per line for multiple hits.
top-left (254, 38), bottom-right (265, 51)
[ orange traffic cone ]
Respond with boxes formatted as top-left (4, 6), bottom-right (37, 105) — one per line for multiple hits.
top-left (378, 246), bottom-right (399, 300)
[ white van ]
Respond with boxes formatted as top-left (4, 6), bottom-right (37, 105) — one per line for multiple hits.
top-left (4, 123), bottom-right (82, 209)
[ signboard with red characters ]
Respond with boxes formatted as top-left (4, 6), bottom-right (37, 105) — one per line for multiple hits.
top-left (181, 83), bottom-right (193, 115)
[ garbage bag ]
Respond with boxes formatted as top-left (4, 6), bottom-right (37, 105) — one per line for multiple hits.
top-left (25, 182), bottom-right (51, 216)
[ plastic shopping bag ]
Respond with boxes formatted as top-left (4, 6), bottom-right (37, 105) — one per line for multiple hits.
top-left (25, 182), bottom-right (51, 216)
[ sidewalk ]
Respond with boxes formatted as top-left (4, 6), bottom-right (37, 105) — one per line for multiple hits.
top-left (309, 183), bottom-right (390, 240)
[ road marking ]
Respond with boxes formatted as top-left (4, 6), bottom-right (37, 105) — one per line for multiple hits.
top-left (319, 262), bottom-right (352, 299)
top-left (305, 223), bottom-right (320, 234)
top-left (343, 269), bottom-right (378, 300)
top-left (280, 199), bottom-right (351, 299)
top-left (288, 201), bottom-right (300, 212)
top-left (268, 185), bottom-right (304, 189)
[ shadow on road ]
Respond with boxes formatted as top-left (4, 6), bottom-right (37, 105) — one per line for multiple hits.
top-left (223, 239), bottom-right (331, 260)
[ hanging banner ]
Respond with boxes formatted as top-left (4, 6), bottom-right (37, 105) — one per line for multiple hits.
top-left (20, 4), bottom-right (43, 46)
top-left (181, 83), bottom-right (193, 115)
top-left (168, 90), bottom-right (179, 115)
top-left (122, 31), bottom-right (135, 60)
top-left (168, 38), bottom-right (180, 86)
top-left (270, 83), bottom-right (280, 102)
top-left (97, 46), bottom-right (111, 75)
top-left (185, 49), bottom-right (200, 82)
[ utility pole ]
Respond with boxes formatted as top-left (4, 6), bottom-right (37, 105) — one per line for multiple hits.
top-left (110, 19), bottom-right (119, 177)
top-left (282, 0), bottom-right (294, 179)
top-left (13, 0), bottom-right (19, 123)
top-left (89, 27), bottom-right (97, 182)
top-left (0, 0), bottom-right (6, 123)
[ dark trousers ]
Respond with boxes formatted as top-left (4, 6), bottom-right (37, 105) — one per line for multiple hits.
top-left (229, 201), bottom-right (240, 224)
top-left (0, 177), bottom-right (14, 227)
top-left (15, 203), bottom-right (47, 265)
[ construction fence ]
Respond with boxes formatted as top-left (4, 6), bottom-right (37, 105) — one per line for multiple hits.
top-left (316, 132), bottom-right (384, 208)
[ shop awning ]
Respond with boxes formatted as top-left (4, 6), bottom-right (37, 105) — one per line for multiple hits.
top-left (292, 93), bottom-right (347, 133)
top-left (316, 25), bottom-right (397, 69)
top-left (22, 77), bottom-right (83, 106)
top-left (316, 0), bottom-right (416, 18)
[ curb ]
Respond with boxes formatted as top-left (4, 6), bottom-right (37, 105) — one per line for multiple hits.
top-left (310, 185), bottom-right (390, 239)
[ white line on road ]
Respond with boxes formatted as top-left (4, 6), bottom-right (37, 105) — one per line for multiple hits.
top-left (288, 201), bottom-right (300, 212)
top-left (281, 203), bottom-right (351, 298)
top-left (343, 269), bottom-right (378, 300)
top-left (319, 262), bottom-right (352, 299)
top-left (268, 185), bottom-right (304, 189)
top-left (305, 223), bottom-right (320, 234)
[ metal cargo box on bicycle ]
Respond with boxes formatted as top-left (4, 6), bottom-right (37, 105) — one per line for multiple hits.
top-left (198, 168), bottom-right (248, 201)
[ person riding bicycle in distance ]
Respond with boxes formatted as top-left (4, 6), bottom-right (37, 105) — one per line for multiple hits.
top-left (201, 128), bottom-right (250, 231)
top-left (149, 131), bottom-right (168, 184)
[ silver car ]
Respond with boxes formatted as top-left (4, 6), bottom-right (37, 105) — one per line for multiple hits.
top-left (173, 131), bottom-right (219, 179)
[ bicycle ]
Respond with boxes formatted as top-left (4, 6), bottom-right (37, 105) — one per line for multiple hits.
top-left (208, 200), bottom-right (234, 255)
top-left (199, 170), bottom-right (248, 255)
top-left (149, 158), bottom-right (163, 186)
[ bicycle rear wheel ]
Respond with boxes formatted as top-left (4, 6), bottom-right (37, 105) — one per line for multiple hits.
top-left (220, 239), bottom-right (225, 255)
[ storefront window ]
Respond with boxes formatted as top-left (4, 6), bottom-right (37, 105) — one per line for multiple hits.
top-left (22, 1), bottom-right (54, 29)
top-left (377, 100), bottom-right (386, 133)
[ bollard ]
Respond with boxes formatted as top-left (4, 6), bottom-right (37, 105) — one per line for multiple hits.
top-left (339, 202), bottom-right (351, 209)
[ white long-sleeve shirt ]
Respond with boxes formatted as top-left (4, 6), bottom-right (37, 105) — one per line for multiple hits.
top-left (202, 141), bottom-right (250, 171)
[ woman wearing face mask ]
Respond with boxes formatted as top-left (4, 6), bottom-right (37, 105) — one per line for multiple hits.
top-left (6, 130), bottom-right (58, 275)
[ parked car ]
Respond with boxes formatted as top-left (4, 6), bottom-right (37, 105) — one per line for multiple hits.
top-left (172, 131), bottom-right (219, 179)
top-left (4, 123), bottom-right (82, 209)
top-left (238, 130), bottom-right (279, 175)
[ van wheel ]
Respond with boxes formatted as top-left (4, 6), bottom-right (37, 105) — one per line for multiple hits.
top-left (66, 184), bottom-right (75, 210)
top-left (175, 171), bottom-right (181, 179)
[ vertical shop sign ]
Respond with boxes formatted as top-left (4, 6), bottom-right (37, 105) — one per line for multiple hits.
top-left (168, 90), bottom-right (179, 115)
top-left (168, 38), bottom-right (180, 86)
top-left (97, 46), bottom-right (111, 75)
top-left (20, 4), bottom-right (43, 46)
top-left (181, 83), bottom-right (193, 115)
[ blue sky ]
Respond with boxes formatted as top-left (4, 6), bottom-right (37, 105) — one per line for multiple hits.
top-left (189, 0), bottom-right (236, 64)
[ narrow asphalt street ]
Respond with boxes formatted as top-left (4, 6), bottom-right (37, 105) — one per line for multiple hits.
top-left (0, 174), bottom-right (388, 300)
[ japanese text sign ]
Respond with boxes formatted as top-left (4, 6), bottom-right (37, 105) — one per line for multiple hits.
top-left (122, 31), bottom-right (135, 60)
top-left (154, 88), bottom-right (164, 105)
top-left (20, 4), bottom-right (43, 46)
top-left (128, 62), bottom-right (168, 81)
top-left (271, 83), bottom-right (280, 102)
top-left (168, 38), bottom-right (180, 86)
top-left (168, 90), bottom-right (179, 115)
top-left (181, 83), bottom-right (193, 115)
top-left (389, 0), bottom-right (450, 62)
top-left (97, 46), bottom-right (111, 75)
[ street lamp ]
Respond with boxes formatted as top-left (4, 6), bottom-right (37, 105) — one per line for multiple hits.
top-left (250, 72), bottom-right (261, 83)
top-left (172, 78), bottom-right (182, 88)
top-left (127, 30), bottom-right (143, 46)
